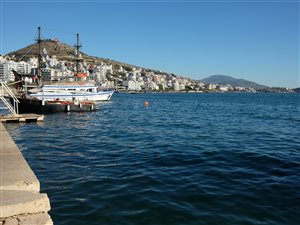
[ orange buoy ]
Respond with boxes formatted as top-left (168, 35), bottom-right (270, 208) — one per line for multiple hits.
top-left (144, 101), bottom-right (149, 107)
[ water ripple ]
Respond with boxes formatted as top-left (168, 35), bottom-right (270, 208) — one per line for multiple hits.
top-left (5, 93), bottom-right (300, 225)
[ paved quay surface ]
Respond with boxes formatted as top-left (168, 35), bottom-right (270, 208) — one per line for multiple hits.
top-left (0, 122), bottom-right (53, 225)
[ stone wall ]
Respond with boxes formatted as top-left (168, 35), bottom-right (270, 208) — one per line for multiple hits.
top-left (0, 122), bottom-right (53, 225)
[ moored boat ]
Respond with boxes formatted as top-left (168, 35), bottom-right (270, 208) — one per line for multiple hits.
top-left (28, 83), bottom-right (114, 101)
top-left (13, 97), bottom-right (97, 114)
top-left (7, 27), bottom-right (113, 113)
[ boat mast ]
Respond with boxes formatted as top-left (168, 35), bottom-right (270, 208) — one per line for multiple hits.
top-left (75, 33), bottom-right (82, 75)
top-left (36, 26), bottom-right (43, 86)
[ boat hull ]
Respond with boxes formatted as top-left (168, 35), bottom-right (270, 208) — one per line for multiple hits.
top-left (29, 90), bottom-right (114, 101)
top-left (11, 97), bottom-right (97, 114)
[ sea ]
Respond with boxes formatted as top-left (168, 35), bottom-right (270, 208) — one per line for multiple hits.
top-left (3, 92), bottom-right (300, 225)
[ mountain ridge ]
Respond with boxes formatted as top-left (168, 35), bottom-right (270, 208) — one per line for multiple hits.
top-left (201, 75), bottom-right (268, 89)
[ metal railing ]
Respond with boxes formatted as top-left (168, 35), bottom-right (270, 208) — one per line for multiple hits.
top-left (0, 82), bottom-right (19, 115)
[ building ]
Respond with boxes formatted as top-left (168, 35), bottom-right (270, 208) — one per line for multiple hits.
top-left (17, 61), bottom-right (31, 75)
top-left (0, 62), bottom-right (5, 81)
top-left (3, 61), bottom-right (18, 82)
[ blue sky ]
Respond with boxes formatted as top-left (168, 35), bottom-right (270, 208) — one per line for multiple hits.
top-left (1, 0), bottom-right (299, 88)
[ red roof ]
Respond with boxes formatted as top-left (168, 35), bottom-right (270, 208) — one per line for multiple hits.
top-left (75, 73), bottom-right (88, 77)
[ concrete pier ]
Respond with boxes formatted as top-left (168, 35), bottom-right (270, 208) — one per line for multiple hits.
top-left (0, 114), bottom-right (44, 123)
top-left (0, 122), bottom-right (53, 225)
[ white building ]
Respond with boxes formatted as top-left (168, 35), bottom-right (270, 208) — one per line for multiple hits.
top-left (128, 80), bottom-right (141, 91)
top-left (173, 81), bottom-right (180, 91)
top-left (208, 84), bottom-right (217, 91)
top-left (219, 86), bottom-right (229, 92)
top-left (93, 64), bottom-right (113, 83)
top-left (0, 62), bottom-right (5, 81)
top-left (48, 55), bottom-right (58, 67)
top-left (28, 57), bottom-right (38, 69)
top-left (144, 81), bottom-right (159, 91)
top-left (179, 83), bottom-right (185, 91)
top-left (5, 61), bottom-right (18, 82)
top-left (17, 61), bottom-right (31, 75)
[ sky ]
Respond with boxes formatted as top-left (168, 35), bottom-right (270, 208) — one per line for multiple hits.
top-left (0, 0), bottom-right (299, 88)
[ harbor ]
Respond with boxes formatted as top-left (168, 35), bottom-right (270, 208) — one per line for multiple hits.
top-left (2, 93), bottom-right (299, 225)
top-left (0, 0), bottom-right (298, 223)
top-left (0, 27), bottom-right (112, 116)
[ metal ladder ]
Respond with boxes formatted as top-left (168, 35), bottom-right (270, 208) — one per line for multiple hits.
top-left (0, 82), bottom-right (19, 115)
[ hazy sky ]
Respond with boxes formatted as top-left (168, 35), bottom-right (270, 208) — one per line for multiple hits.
top-left (1, 0), bottom-right (299, 88)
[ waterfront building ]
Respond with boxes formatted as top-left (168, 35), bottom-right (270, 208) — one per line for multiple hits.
top-left (179, 82), bottom-right (186, 91)
top-left (128, 80), bottom-right (142, 91)
top-left (100, 80), bottom-right (115, 89)
top-left (143, 81), bottom-right (158, 91)
top-left (173, 81), bottom-right (180, 91)
top-left (208, 83), bottom-right (217, 91)
top-left (219, 85), bottom-right (229, 92)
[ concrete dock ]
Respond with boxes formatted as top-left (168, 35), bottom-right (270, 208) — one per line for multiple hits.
top-left (0, 114), bottom-right (44, 123)
top-left (0, 122), bottom-right (53, 225)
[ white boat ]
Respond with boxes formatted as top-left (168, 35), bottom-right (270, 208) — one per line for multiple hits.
top-left (28, 83), bottom-right (114, 101)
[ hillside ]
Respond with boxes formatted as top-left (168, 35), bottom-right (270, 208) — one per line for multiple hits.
top-left (7, 40), bottom-right (139, 71)
top-left (201, 75), bottom-right (267, 89)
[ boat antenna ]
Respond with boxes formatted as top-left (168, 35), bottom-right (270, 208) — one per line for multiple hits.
top-left (75, 33), bottom-right (82, 75)
top-left (36, 26), bottom-right (43, 86)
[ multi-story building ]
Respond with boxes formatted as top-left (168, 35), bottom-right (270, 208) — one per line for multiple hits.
top-left (4, 61), bottom-right (18, 82)
top-left (17, 61), bottom-right (31, 74)
top-left (127, 80), bottom-right (142, 91)
top-left (179, 82), bottom-right (186, 90)
top-left (0, 62), bottom-right (5, 81)
top-left (173, 81), bottom-right (180, 91)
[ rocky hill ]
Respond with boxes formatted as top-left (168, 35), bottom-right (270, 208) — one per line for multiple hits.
top-left (7, 40), bottom-right (140, 72)
top-left (201, 75), bottom-right (267, 90)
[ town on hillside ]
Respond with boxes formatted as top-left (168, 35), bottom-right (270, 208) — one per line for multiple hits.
top-left (0, 48), bottom-right (295, 94)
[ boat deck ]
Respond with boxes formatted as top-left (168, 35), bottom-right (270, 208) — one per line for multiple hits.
top-left (0, 114), bottom-right (44, 123)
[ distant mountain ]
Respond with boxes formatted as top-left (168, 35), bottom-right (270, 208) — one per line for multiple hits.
top-left (201, 75), bottom-right (267, 89)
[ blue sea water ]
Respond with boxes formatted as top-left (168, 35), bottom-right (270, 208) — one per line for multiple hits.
top-left (4, 93), bottom-right (300, 225)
